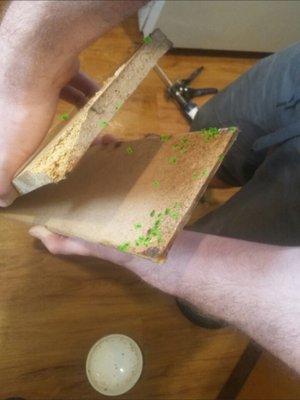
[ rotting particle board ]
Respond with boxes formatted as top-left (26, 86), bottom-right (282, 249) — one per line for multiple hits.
top-left (4, 128), bottom-right (237, 262)
top-left (13, 29), bottom-right (172, 195)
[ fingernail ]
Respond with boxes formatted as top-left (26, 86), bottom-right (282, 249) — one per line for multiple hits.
top-left (29, 225), bottom-right (49, 240)
top-left (0, 187), bottom-right (19, 207)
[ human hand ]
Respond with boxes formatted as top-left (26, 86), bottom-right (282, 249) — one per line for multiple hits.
top-left (29, 226), bottom-right (200, 299)
top-left (0, 0), bottom-right (146, 207)
top-left (0, 52), bottom-right (99, 206)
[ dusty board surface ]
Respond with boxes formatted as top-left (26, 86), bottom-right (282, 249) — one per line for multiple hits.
top-left (13, 29), bottom-right (172, 195)
top-left (5, 128), bottom-right (236, 262)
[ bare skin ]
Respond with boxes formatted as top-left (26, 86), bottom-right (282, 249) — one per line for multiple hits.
top-left (1, 1), bottom-right (299, 373)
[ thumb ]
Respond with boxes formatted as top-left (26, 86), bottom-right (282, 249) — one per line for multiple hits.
top-left (0, 165), bottom-right (19, 207)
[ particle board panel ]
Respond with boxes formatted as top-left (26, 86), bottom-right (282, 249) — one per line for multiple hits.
top-left (3, 129), bottom-right (236, 262)
top-left (13, 29), bottom-right (172, 195)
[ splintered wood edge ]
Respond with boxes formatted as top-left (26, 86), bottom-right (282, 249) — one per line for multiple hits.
top-left (13, 29), bottom-right (172, 195)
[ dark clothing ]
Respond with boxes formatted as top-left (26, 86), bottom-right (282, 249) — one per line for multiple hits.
top-left (190, 42), bottom-right (300, 246)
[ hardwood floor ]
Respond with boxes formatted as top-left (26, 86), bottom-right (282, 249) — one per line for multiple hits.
top-left (0, 14), bottom-right (299, 400)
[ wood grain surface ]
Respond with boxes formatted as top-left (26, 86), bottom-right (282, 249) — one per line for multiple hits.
top-left (0, 14), bottom-right (299, 400)
top-left (5, 129), bottom-right (236, 262)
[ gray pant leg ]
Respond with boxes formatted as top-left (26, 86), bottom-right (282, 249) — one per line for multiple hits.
top-left (189, 42), bottom-right (300, 245)
top-left (191, 42), bottom-right (300, 186)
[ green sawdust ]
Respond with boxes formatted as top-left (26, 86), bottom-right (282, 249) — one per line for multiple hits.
top-left (115, 101), bottom-right (123, 110)
top-left (117, 242), bottom-right (130, 253)
top-left (59, 112), bottom-right (69, 121)
top-left (192, 168), bottom-right (209, 180)
top-left (133, 203), bottom-right (183, 250)
top-left (168, 156), bottom-right (178, 165)
top-left (198, 127), bottom-right (220, 142)
top-left (126, 146), bottom-right (134, 155)
top-left (173, 137), bottom-right (191, 155)
top-left (160, 134), bottom-right (172, 142)
top-left (143, 35), bottom-right (152, 44)
top-left (228, 126), bottom-right (237, 133)
top-left (99, 120), bottom-right (109, 128)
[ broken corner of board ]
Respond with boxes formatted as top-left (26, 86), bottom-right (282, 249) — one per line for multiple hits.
top-left (4, 127), bottom-right (238, 263)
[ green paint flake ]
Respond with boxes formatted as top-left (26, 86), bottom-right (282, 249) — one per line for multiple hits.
top-left (174, 202), bottom-right (182, 209)
top-left (133, 203), bottom-right (183, 250)
top-left (199, 127), bottom-right (220, 142)
top-left (134, 223), bottom-right (142, 229)
top-left (126, 146), bottom-right (134, 155)
top-left (99, 120), bottom-right (109, 128)
top-left (168, 156), bottom-right (178, 165)
top-left (117, 242), bottom-right (130, 253)
top-left (115, 101), bottom-right (123, 110)
top-left (228, 126), bottom-right (237, 133)
top-left (59, 112), bottom-right (69, 121)
top-left (152, 180), bottom-right (160, 188)
top-left (172, 136), bottom-right (191, 155)
top-left (192, 169), bottom-right (209, 180)
top-left (143, 35), bottom-right (152, 44)
top-left (160, 134), bottom-right (171, 142)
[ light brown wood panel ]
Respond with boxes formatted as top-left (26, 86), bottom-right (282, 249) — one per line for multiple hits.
top-left (1, 13), bottom-right (298, 400)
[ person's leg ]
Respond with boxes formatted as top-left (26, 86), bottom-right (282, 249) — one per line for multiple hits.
top-left (192, 41), bottom-right (300, 186)
top-left (191, 135), bottom-right (300, 246)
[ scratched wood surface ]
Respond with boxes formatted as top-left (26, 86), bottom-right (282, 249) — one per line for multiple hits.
top-left (0, 14), bottom-right (299, 400)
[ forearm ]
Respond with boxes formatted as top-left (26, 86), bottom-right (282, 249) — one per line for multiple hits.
top-left (0, 0), bottom-right (147, 94)
top-left (97, 230), bottom-right (300, 371)
top-left (30, 226), bottom-right (300, 372)
top-left (175, 232), bottom-right (300, 372)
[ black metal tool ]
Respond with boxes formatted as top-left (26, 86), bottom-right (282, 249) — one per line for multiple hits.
top-left (154, 65), bottom-right (218, 122)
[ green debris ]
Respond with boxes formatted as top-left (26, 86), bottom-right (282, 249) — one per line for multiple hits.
top-left (59, 112), bottom-right (69, 121)
top-left (126, 146), bottom-right (134, 155)
top-left (169, 210), bottom-right (179, 221)
top-left (160, 134), bottom-right (171, 142)
top-left (228, 126), bottom-right (237, 133)
top-left (115, 101), bottom-right (123, 110)
top-left (168, 156), bottom-right (178, 165)
top-left (192, 168), bottom-right (209, 180)
top-left (173, 136), bottom-right (191, 155)
top-left (117, 242), bottom-right (130, 253)
top-left (219, 154), bottom-right (225, 161)
top-left (174, 202), bottom-right (182, 209)
top-left (134, 223), bottom-right (142, 229)
top-left (152, 180), bottom-right (160, 188)
top-left (99, 120), bottom-right (109, 128)
top-left (133, 203), bottom-right (183, 250)
top-left (199, 127), bottom-right (220, 142)
top-left (143, 35), bottom-right (152, 44)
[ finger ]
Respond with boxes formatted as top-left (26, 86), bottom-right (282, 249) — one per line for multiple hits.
top-left (59, 85), bottom-right (88, 108)
top-left (69, 71), bottom-right (100, 98)
top-left (28, 226), bottom-right (168, 291)
top-left (29, 225), bottom-right (98, 256)
top-left (29, 226), bottom-right (136, 266)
